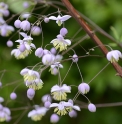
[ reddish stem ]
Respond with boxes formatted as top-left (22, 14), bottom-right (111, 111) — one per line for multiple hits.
top-left (61, 0), bottom-right (122, 78)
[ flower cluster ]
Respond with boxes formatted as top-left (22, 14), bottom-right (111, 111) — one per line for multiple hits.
top-left (0, 97), bottom-right (11, 122)
top-left (0, 2), bottom-right (14, 37)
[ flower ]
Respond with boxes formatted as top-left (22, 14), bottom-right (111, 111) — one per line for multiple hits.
top-left (42, 53), bottom-right (55, 65)
top-left (51, 84), bottom-right (71, 101)
top-left (41, 94), bottom-right (52, 103)
top-left (6, 40), bottom-right (13, 47)
top-left (0, 105), bottom-right (11, 122)
top-left (69, 110), bottom-right (77, 118)
top-left (35, 47), bottom-right (44, 58)
top-left (106, 50), bottom-right (122, 62)
top-left (78, 82), bottom-right (90, 94)
top-left (51, 34), bottom-right (71, 51)
top-left (20, 68), bottom-right (43, 90)
top-left (49, 15), bottom-right (71, 26)
top-left (50, 101), bottom-right (72, 116)
top-left (88, 103), bottom-right (96, 112)
top-left (28, 106), bottom-right (48, 121)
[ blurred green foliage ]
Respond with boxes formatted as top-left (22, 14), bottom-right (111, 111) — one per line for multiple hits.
top-left (0, 0), bottom-right (122, 124)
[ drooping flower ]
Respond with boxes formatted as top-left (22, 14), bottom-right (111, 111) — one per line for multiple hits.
top-left (50, 34), bottom-right (71, 51)
top-left (28, 106), bottom-right (48, 121)
top-left (51, 84), bottom-right (71, 101)
top-left (20, 68), bottom-right (43, 90)
top-left (0, 105), bottom-right (11, 122)
top-left (50, 101), bottom-right (72, 116)
top-left (106, 50), bottom-right (122, 62)
top-left (78, 82), bottom-right (90, 94)
top-left (49, 15), bottom-right (71, 26)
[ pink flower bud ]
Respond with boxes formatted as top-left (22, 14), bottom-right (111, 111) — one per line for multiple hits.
top-left (14, 19), bottom-right (21, 28)
top-left (6, 40), bottom-right (13, 47)
top-left (78, 82), bottom-right (90, 94)
top-left (50, 114), bottom-right (59, 123)
top-left (88, 103), bottom-right (96, 112)
top-left (10, 92), bottom-right (17, 100)
top-left (60, 28), bottom-right (68, 36)
top-left (27, 88), bottom-right (35, 100)
top-left (20, 20), bottom-right (30, 31)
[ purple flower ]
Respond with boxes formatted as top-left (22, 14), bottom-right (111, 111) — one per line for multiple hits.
top-left (88, 103), bottom-right (96, 112)
top-left (35, 47), bottom-right (44, 58)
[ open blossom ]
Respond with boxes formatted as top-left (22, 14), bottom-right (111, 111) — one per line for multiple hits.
top-left (51, 84), bottom-right (71, 101)
top-left (28, 106), bottom-right (48, 121)
top-left (106, 50), bottom-right (122, 62)
top-left (51, 34), bottom-right (71, 51)
top-left (50, 101), bottom-right (72, 116)
top-left (20, 68), bottom-right (43, 90)
top-left (49, 15), bottom-right (71, 26)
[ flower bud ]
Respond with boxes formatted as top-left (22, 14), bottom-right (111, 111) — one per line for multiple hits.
top-left (23, 1), bottom-right (30, 8)
top-left (69, 110), bottom-right (77, 118)
top-left (88, 103), bottom-right (96, 112)
top-left (44, 101), bottom-right (51, 108)
top-left (41, 94), bottom-right (52, 103)
top-left (20, 20), bottom-right (30, 31)
top-left (35, 47), bottom-right (44, 58)
top-left (6, 40), bottom-right (13, 47)
top-left (60, 28), bottom-right (68, 36)
top-left (0, 97), bottom-right (4, 103)
top-left (0, 104), bottom-right (3, 110)
top-left (31, 26), bottom-right (42, 36)
top-left (72, 54), bottom-right (78, 62)
top-left (50, 47), bottom-right (57, 55)
top-left (3, 10), bottom-right (9, 17)
top-left (50, 114), bottom-right (59, 123)
top-left (44, 17), bottom-right (49, 23)
top-left (78, 83), bottom-right (90, 94)
top-left (14, 19), bottom-right (21, 28)
top-left (10, 92), bottom-right (17, 100)
top-left (0, 82), bottom-right (2, 87)
top-left (27, 88), bottom-right (35, 100)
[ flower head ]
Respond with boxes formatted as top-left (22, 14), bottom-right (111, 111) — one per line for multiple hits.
top-left (51, 34), bottom-right (71, 51)
top-left (50, 101), bottom-right (72, 116)
top-left (51, 84), bottom-right (71, 101)
top-left (106, 50), bottom-right (122, 62)
top-left (49, 15), bottom-right (71, 26)
top-left (20, 68), bottom-right (43, 90)
top-left (28, 106), bottom-right (48, 121)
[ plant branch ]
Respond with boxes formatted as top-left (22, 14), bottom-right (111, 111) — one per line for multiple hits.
top-left (61, 0), bottom-right (122, 78)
